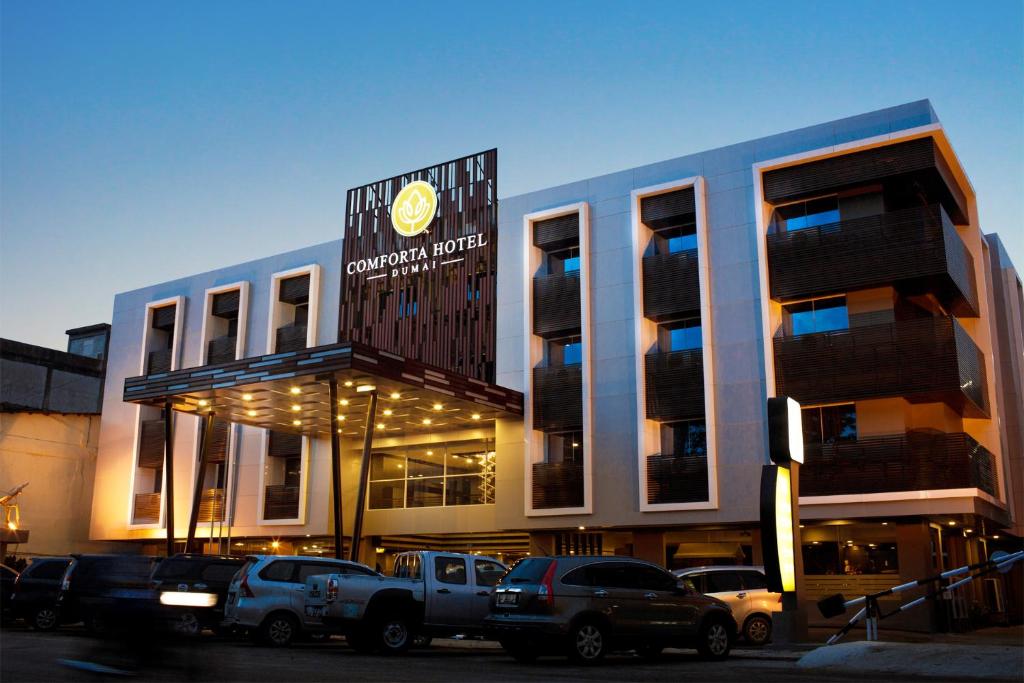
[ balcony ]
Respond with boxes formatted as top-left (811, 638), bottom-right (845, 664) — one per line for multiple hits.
top-left (138, 419), bottom-right (165, 469)
top-left (147, 348), bottom-right (172, 374)
top-left (264, 484), bottom-right (300, 520)
top-left (532, 462), bottom-right (584, 509)
top-left (133, 492), bottom-right (161, 524)
top-left (643, 248), bottom-right (700, 321)
top-left (533, 273), bottom-right (581, 339)
top-left (206, 335), bottom-right (237, 364)
top-left (800, 432), bottom-right (997, 498)
top-left (773, 317), bottom-right (988, 417)
top-left (646, 454), bottom-right (709, 504)
top-left (198, 488), bottom-right (226, 523)
top-left (533, 365), bottom-right (582, 431)
top-left (644, 350), bottom-right (705, 422)
top-left (275, 324), bottom-right (307, 353)
top-left (767, 205), bottom-right (978, 317)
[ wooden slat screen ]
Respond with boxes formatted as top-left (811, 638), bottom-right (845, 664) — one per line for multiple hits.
top-left (279, 275), bottom-right (310, 304)
top-left (147, 348), bottom-right (172, 374)
top-left (212, 290), bottom-right (241, 317)
top-left (264, 484), bottom-right (300, 519)
top-left (646, 454), bottom-right (709, 504)
top-left (643, 249), bottom-right (701, 321)
top-left (532, 365), bottom-right (583, 432)
top-left (151, 305), bottom-right (176, 331)
top-left (640, 188), bottom-right (696, 230)
top-left (268, 431), bottom-right (302, 459)
top-left (532, 462), bottom-right (584, 509)
top-left (275, 324), bottom-right (307, 353)
top-left (532, 273), bottom-right (581, 339)
top-left (133, 492), bottom-right (161, 524)
top-left (138, 419), bottom-right (165, 469)
top-left (533, 213), bottom-right (579, 252)
top-left (644, 350), bottom-right (705, 422)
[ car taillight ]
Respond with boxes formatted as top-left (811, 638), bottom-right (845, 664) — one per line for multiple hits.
top-left (537, 560), bottom-right (557, 606)
top-left (326, 577), bottom-right (338, 603)
top-left (240, 574), bottom-right (255, 598)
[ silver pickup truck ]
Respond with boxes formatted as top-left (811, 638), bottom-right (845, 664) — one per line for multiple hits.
top-left (304, 550), bottom-right (505, 654)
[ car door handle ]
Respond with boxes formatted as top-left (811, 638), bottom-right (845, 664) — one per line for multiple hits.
top-left (592, 589), bottom-right (608, 597)
top-left (437, 588), bottom-right (451, 594)
top-left (644, 592), bottom-right (657, 600)
top-left (476, 591), bottom-right (489, 596)
top-left (737, 592), bottom-right (747, 599)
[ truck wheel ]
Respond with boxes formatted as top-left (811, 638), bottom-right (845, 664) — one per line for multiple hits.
top-left (743, 614), bottom-right (772, 645)
top-left (259, 613), bottom-right (298, 647)
top-left (31, 606), bottom-right (59, 631)
top-left (696, 616), bottom-right (733, 660)
top-left (376, 614), bottom-right (413, 655)
top-left (567, 620), bottom-right (607, 664)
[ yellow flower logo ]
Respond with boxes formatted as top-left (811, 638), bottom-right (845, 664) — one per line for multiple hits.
top-left (391, 180), bottom-right (438, 237)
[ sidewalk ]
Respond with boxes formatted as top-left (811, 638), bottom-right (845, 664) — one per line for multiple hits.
top-left (796, 640), bottom-right (1022, 680)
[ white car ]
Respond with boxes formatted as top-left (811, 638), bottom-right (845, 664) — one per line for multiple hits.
top-left (222, 555), bottom-right (377, 646)
top-left (673, 566), bottom-right (781, 645)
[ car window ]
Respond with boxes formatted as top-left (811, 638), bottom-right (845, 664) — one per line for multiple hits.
top-left (344, 564), bottom-right (377, 576)
top-left (200, 562), bottom-right (244, 582)
top-left (434, 557), bottom-right (467, 585)
top-left (0, 566), bottom-right (17, 579)
top-left (27, 560), bottom-right (69, 580)
top-left (588, 563), bottom-right (642, 590)
top-left (561, 566), bottom-right (592, 586)
top-left (682, 572), bottom-right (706, 593)
top-left (704, 571), bottom-right (743, 593)
top-left (153, 558), bottom-right (197, 581)
top-left (474, 560), bottom-right (504, 587)
top-left (297, 563), bottom-right (344, 583)
top-left (634, 565), bottom-right (678, 591)
top-left (260, 560), bottom-right (296, 583)
top-left (740, 571), bottom-right (767, 590)
top-left (501, 558), bottom-right (552, 585)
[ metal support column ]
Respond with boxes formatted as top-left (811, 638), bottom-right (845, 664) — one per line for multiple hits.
top-left (162, 400), bottom-right (176, 557)
top-left (328, 379), bottom-right (344, 560)
top-left (186, 411), bottom-right (216, 554)
top-left (349, 390), bottom-right (378, 563)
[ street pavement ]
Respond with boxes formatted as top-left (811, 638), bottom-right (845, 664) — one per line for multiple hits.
top-left (2, 625), bottom-right (1016, 683)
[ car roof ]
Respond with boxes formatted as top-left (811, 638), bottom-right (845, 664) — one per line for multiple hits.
top-left (674, 565), bottom-right (765, 574)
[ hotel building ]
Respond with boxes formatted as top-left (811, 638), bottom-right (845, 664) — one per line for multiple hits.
top-left (88, 100), bottom-right (1022, 628)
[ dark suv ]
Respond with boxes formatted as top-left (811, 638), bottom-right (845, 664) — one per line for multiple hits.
top-left (484, 556), bottom-right (736, 663)
top-left (150, 554), bottom-right (246, 636)
top-left (10, 557), bottom-right (71, 630)
top-left (57, 554), bottom-right (162, 631)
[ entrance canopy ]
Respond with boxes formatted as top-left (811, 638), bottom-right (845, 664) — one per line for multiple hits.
top-left (123, 340), bottom-right (524, 436)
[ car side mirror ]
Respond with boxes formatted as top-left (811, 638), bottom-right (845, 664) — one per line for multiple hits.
top-left (675, 579), bottom-right (697, 595)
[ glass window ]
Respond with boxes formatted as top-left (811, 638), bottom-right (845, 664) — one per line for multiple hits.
top-left (739, 571), bottom-right (767, 590)
top-left (546, 432), bottom-right (583, 464)
top-left (369, 439), bottom-right (495, 510)
top-left (802, 541), bottom-right (899, 575)
top-left (444, 475), bottom-right (488, 506)
top-left (562, 341), bottom-right (582, 366)
top-left (561, 566), bottom-right (592, 586)
top-left (153, 558), bottom-right (196, 581)
top-left (667, 233), bottom-right (698, 253)
top-left (370, 453), bottom-right (406, 480)
top-left (770, 196), bottom-right (840, 233)
top-left (667, 320), bottom-right (702, 352)
top-left (474, 560), bottom-right (505, 587)
top-left (634, 566), bottom-right (678, 591)
top-left (28, 560), bottom-right (70, 580)
top-left (703, 571), bottom-right (743, 593)
top-left (200, 562), bottom-right (243, 583)
top-left (501, 558), bottom-right (552, 585)
top-left (434, 557), bottom-right (467, 585)
top-left (407, 477), bottom-right (444, 508)
top-left (662, 420), bottom-right (707, 458)
top-left (548, 249), bottom-right (580, 275)
top-left (588, 563), bottom-right (643, 590)
top-left (297, 563), bottom-right (340, 583)
top-left (784, 296), bottom-right (848, 336)
top-left (802, 404), bottom-right (857, 444)
top-left (407, 450), bottom-right (445, 479)
top-left (394, 554), bottom-right (422, 580)
top-left (260, 561), bottom-right (296, 583)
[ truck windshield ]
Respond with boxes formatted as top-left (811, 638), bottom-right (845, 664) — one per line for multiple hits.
top-left (502, 558), bottom-right (553, 584)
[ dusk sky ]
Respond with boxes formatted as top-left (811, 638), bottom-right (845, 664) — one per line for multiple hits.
top-left (2, 1), bottom-right (1022, 350)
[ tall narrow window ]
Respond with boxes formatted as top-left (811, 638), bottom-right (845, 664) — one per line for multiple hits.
top-left (783, 296), bottom-right (849, 336)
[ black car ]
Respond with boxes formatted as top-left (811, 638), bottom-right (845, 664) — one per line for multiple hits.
top-left (485, 556), bottom-right (736, 663)
top-left (57, 554), bottom-right (162, 632)
top-left (1, 564), bottom-right (19, 623)
top-left (150, 554), bottom-right (245, 636)
top-left (10, 557), bottom-right (71, 630)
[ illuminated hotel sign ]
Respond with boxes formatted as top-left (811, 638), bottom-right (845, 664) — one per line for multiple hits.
top-left (760, 396), bottom-right (803, 594)
top-left (339, 150), bottom-right (499, 382)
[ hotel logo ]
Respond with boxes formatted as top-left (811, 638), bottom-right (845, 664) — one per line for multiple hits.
top-left (391, 180), bottom-right (438, 237)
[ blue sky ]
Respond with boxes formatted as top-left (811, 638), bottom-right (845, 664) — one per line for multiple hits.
top-left (2, 1), bottom-right (1022, 349)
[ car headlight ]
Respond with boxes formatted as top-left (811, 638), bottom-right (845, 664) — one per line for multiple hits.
top-left (160, 591), bottom-right (217, 607)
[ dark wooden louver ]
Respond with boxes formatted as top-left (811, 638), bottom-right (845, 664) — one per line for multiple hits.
top-left (268, 431), bottom-right (302, 458)
top-left (137, 419), bottom-right (165, 469)
top-left (773, 317), bottom-right (988, 416)
top-left (555, 532), bottom-right (603, 555)
top-left (533, 213), bottom-right (579, 252)
top-left (147, 348), bottom-right (172, 374)
top-left (275, 324), bottom-right (308, 353)
top-left (133, 492), bottom-right (161, 524)
top-left (644, 350), bottom-right (705, 422)
top-left (641, 188), bottom-right (696, 230)
top-left (205, 419), bottom-right (230, 463)
top-left (264, 485), bottom-right (300, 519)
top-left (152, 305), bottom-right (176, 331)
top-left (279, 275), bottom-right (310, 304)
top-left (212, 290), bottom-right (241, 317)
top-left (642, 249), bottom-right (701, 321)
top-left (532, 462), bottom-right (584, 509)
top-left (800, 432), bottom-right (996, 497)
top-left (766, 205), bottom-right (978, 317)
top-left (198, 488), bottom-right (225, 523)
top-left (646, 454), bottom-right (709, 504)
top-left (532, 365), bottom-right (583, 431)
top-left (763, 138), bottom-right (967, 224)
top-left (207, 335), bottom-right (237, 364)
top-left (532, 274), bottom-right (581, 338)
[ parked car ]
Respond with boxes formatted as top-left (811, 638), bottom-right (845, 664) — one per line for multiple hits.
top-left (304, 550), bottom-right (506, 655)
top-left (484, 556), bottom-right (736, 663)
top-left (672, 566), bottom-right (780, 645)
top-left (150, 554), bottom-right (246, 636)
top-left (9, 557), bottom-right (71, 630)
top-left (56, 554), bottom-right (162, 632)
top-left (1, 564), bottom-right (20, 623)
top-left (222, 555), bottom-right (377, 646)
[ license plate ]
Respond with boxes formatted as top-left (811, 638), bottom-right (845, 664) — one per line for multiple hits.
top-left (496, 592), bottom-right (519, 606)
top-left (305, 605), bottom-right (326, 618)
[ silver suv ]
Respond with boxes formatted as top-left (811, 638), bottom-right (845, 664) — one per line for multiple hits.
top-left (222, 555), bottom-right (377, 646)
top-left (673, 566), bottom-right (780, 645)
